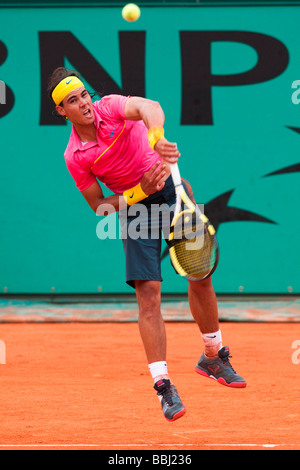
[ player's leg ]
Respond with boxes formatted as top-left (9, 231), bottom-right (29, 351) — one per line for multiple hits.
top-left (135, 280), bottom-right (186, 422)
top-left (135, 280), bottom-right (166, 365)
top-left (178, 178), bottom-right (246, 387)
top-left (188, 277), bottom-right (220, 338)
top-left (189, 277), bottom-right (247, 388)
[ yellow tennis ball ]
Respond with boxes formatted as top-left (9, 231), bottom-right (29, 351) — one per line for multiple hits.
top-left (122, 3), bottom-right (141, 22)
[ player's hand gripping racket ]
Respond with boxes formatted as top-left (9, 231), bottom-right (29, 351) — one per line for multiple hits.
top-left (168, 162), bottom-right (219, 281)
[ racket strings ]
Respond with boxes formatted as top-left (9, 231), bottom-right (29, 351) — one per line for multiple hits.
top-left (172, 216), bottom-right (217, 278)
top-left (174, 235), bottom-right (216, 277)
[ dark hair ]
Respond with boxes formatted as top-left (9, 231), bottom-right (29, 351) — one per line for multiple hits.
top-left (47, 67), bottom-right (82, 120)
top-left (48, 67), bottom-right (101, 120)
top-left (47, 67), bottom-right (80, 102)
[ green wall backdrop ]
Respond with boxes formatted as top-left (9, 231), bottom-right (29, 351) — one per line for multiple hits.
top-left (0, 3), bottom-right (300, 294)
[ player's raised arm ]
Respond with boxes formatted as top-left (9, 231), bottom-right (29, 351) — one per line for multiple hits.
top-left (124, 97), bottom-right (180, 164)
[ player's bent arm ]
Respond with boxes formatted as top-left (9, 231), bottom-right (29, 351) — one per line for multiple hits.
top-left (80, 162), bottom-right (169, 214)
top-left (81, 181), bottom-right (127, 214)
top-left (124, 97), bottom-right (180, 164)
top-left (124, 96), bottom-right (165, 129)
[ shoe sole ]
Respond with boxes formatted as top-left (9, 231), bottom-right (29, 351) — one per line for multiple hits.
top-left (165, 406), bottom-right (187, 422)
top-left (195, 366), bottom-right (247, 388)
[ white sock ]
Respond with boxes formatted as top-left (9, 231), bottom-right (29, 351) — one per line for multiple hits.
top-left (201, 330), bottom-right (222, 358)
top-left (148, 361), bottom-right (169, 383)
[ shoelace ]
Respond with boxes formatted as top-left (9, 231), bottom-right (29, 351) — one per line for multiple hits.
top-left (159, 386), bottom-right (174, 406)
top-left (221, 354), bottom-right (237, 373)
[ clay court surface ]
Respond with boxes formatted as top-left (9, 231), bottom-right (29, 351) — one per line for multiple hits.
top-left (0, 321), bottom-right (299, 450)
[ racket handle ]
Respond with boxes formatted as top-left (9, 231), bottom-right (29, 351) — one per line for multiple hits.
top-left (170, 163), bottom-right (182, 187)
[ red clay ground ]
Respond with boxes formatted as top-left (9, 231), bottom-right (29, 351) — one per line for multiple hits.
top-left (0, 322), bottom-right (299, 450)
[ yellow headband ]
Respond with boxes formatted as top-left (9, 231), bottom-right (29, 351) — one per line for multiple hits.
top-left (52, 76), bottom-right (84, 106)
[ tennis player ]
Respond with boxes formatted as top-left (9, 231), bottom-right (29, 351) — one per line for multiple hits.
top-left (48, 67), bottom-right (246, 422)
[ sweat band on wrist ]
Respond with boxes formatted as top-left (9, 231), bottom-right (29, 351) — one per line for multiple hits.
top-left (147, 126), bottom-right (164, 150)
top-left (123, 183), bottom-right (148, 206)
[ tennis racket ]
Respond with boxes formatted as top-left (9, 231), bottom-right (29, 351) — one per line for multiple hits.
top-left (167, 163), bottom-right (219, 281)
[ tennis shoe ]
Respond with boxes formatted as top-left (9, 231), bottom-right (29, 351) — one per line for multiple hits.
top-left (195, 346), bottom-right (247, 388)
top-left (154, 379), bottom-right (186, 422)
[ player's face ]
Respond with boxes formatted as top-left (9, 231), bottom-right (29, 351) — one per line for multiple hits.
top-left (57, 87), bottom-right (95, 125)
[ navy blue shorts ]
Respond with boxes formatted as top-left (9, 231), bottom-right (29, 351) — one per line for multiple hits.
top-left (119, 176), bottom-right (193, 289)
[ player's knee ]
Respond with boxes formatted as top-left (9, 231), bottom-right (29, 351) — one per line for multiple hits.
top-left (135, 280), bottom-right (161, 316)
top-left (189, 277), bottom-right (212, 292)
